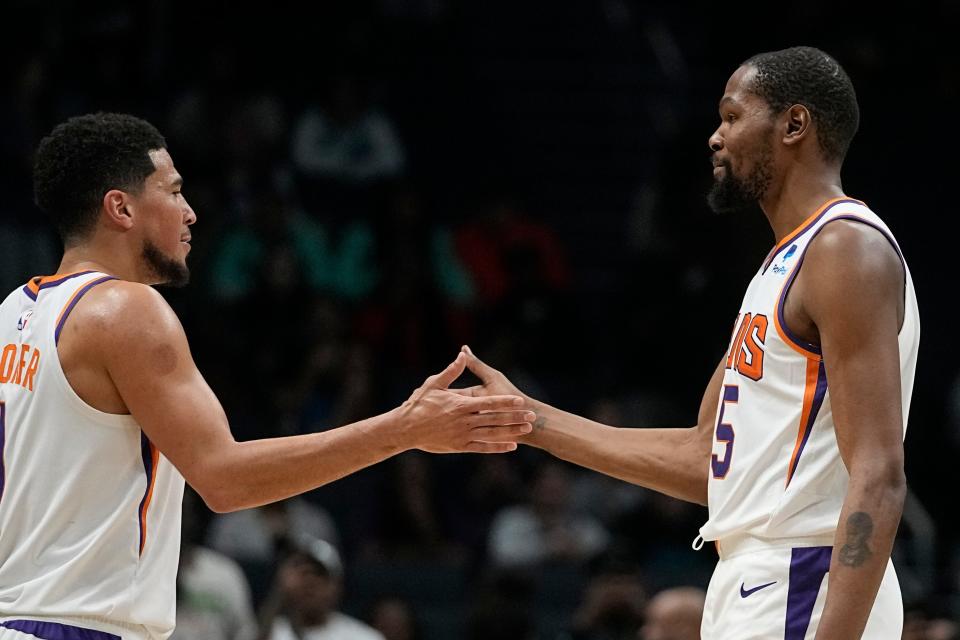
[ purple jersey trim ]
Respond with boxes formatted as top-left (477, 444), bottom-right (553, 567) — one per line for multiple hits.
top-left (775, 213), bottom-right (906, 357)
top-left (138, 432), bottom-right (156, 555)
top-left (53, 276), bottom-right (117, 345)
top-left (21, 271), bottom-right (98, 301)
top-left (0, 619), bottom-right (120, 640)
top-left (0, 402), bottom-right (6, 505)
top-left (762, 199), bottom-right (861, 274)
top-left (786, 361), bottom-right (828, 487)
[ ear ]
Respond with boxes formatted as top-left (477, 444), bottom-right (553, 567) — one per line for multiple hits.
top-left (102, 189), bottom-right (135, 231)
top-left (782, 104), bottom-right (812, 147)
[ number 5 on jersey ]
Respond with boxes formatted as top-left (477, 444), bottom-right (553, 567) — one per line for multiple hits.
top-left (711, 385), bottom-right (738, 479)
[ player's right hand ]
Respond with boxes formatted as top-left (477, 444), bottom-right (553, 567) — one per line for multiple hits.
top-left (393, 352), bottom-right (535, 454)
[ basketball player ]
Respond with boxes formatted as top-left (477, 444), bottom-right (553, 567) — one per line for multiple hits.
top-left (0, 113), bottom-right (535, 640)
top-left (459, 46), bottom-right (918, 639)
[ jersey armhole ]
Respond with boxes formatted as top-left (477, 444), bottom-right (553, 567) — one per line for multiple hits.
top-left (51, 276), bottom-right (137, 426)
top-left (775, 215), bottom-right (907, 360)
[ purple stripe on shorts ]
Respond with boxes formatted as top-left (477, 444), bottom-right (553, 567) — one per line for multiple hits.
top-left (0, 620), bottom-right (120, 640)
top-left (785, 546), bottom-right (833, 640)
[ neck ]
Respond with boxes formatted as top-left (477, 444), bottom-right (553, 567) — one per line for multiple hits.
top-left (58, 241), bottom-right (149, 284)
top-left (759, 164), bottom-right (845, 243)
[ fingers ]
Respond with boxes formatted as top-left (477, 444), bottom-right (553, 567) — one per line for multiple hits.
top-left (462, 441), bottom-right (519, 454)
top-left (467, 410), bottom-right (536, 428)
top-left (426, 351), bottom-right (467, 390)
top-left (461, 344), bottom-right (497, 383)
top-left (448, 386), bottom-right (480, 397)
top-left (469, 423), bottom-right (534, 441)
top-left (457, 394), bottom-right (524, 412)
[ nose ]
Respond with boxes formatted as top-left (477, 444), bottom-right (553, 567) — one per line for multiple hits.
top-left (183, 199), bottom-right (197, 226)
top-left (709, 127), bottom-right (723, 152)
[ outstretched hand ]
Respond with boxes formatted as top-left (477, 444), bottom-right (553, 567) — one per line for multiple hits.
top-left (395, 351), bottom-right (535, 454)
top-left (453, 345), bottom-right (527, 400)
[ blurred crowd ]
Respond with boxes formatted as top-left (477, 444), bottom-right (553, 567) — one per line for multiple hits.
top-left (2, 1), bottom-right (958, 638)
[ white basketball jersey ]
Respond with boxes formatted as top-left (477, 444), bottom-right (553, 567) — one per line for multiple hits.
top-left (0, 271), bottom-right (184, 639)
top-left (698, 197), bottom-right (920, 542)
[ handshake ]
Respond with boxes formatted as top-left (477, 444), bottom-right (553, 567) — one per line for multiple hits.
top-left (389, 345), bottom-right (539, 455)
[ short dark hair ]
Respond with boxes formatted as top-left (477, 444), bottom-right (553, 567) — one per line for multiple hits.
top-left (743, 46), bottom-right (859, 163)
top-left (33, 112), bottom-right (166, 243)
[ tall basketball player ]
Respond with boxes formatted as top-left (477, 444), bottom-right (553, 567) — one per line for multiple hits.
top-left (459, 46), bottom-right (919, 639)
top-left (0, 113), bottom-right (535, 640)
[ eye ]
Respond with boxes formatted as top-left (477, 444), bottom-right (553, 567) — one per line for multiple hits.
top-left (726, 113), bottom-right (737, 123)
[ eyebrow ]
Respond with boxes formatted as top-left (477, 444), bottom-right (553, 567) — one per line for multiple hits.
top-left (719, 96), bottom-right (739, 109)
top-left (170, 175), bottom-right (184, 188)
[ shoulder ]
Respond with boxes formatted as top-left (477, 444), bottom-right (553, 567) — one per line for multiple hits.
top-left (64, 280), bottom-right (188, 371)
top-left (800, 219), bottom-right (904, 323)
top-left (806, 218), bottom-right (902, 273)
top-left (73, 280), bottom-right (183, 338)
top-left (327, 613), bottom-right (384, 638)
top-left (803, 219), bottom-right (903, 292)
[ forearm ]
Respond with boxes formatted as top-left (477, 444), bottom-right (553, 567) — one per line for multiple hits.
top-left (199, 410), bottom-right (403, 512)
top-left (815, 470), bottom-right (906, 639)
top-left (523, 401), bottom-right (711, 504)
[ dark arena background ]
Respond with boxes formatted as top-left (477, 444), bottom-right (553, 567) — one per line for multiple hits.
top-left (1, 2), bottom-right (957, 638)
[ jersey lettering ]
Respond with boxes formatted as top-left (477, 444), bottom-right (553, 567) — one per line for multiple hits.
top-left (0, 343), bottom-right (41, 391)
top-left (725, 314), bottom-right (767, 381)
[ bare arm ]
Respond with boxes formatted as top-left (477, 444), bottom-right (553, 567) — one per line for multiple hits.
top-left (460, 346), bottom-right (725, 504)
top-left (72, 283), bottom-right (533, 513)
top-left (797, 222), bottom-right (907, 639)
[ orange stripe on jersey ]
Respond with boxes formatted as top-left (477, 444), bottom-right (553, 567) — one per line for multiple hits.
top-left (785, 359), bottom-right (821, 487)
top-left (139, 442), bottom-right (160, 555)
top-left (771, 196), bottom-right (865, 255)
top-left (24, 270), bottom-right (98, 296)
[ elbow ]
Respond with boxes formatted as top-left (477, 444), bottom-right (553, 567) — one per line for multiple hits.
top-left (850, 458), bottom-right (907, 508)
top-left (201, 491), bottom-right (238, 514)
top-left (190, 470), bottom-right (245, 513)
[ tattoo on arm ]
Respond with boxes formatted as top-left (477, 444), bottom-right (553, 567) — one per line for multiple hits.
top-left (838, 511), bottom-right (874, 567)
top-left (534, 416), bottom-right (547, 431)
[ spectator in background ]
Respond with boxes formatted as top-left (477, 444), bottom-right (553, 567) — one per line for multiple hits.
top-left (207, 498), bottom-right (340, 604)
top-left (367, 596), bottom-right (422, 640)
top-left (565, 554), bottom-right (647, 640)
top-left (209, 176), bottom-right (376, 303)
top-left (0, 53), bottom-right (59, 292)
top-left (173, 490), bottom-right (258, 640)
top-left (260, 537), bottom-right (383, 640)
top-left (638, 587), bottom-right (705, 640)
top-left (453, 193), bottom-right (572, 377)
top-left (360, 452), bottom-right (450, 562)
top-left (291, 71), bottom-right (405, 211)
top-left (488, 461), bottom-right (609, 569)
top-left (357, 183), bottom-right (474, 377)
top-left (454, 193), bottom-right (569, 307)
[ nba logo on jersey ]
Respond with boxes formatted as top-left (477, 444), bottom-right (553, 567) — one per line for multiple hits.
top-left (17, 310), bottom-right (33, 331)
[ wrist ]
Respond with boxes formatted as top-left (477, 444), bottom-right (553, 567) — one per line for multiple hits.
top-left (374, 406), bottom-right (413, 455)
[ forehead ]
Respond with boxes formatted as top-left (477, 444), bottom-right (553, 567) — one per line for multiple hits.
top-left (719, 65), bottom-right (766, 110)
top-left (146, 148), bottom-right (180, 185)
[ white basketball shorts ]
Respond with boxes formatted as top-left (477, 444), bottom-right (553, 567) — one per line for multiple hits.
top-left (701, 533), bottom-right (903, 639)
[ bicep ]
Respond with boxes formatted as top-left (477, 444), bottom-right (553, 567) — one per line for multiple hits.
top-left (101, 290), bottom-right (234, 486)
top-left (803, 225), bottom-right (905, 471)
